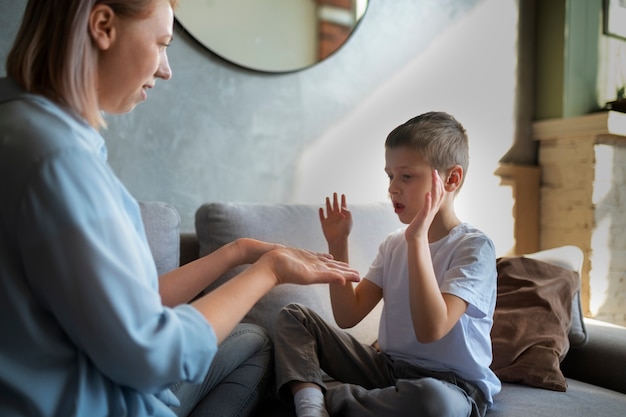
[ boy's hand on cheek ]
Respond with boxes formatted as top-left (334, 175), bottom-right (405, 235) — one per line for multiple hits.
top-left (406, 170), bottom-right (444, 240)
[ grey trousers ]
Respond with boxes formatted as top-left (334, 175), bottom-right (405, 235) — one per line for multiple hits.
top-left (170, 322), bottom-right (272, 417)
top-left (274, 303), bottom-right (487, 417)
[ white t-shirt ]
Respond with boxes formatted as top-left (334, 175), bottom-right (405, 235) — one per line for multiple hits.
top-left (365, 223), bottom-right (501, 404)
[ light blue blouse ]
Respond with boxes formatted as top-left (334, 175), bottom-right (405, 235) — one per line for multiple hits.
top-left (0, 78), bottom-right (216, 417)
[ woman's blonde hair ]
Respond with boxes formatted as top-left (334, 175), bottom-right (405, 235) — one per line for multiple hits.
top-left (6, 0), bottom-right (179, 129)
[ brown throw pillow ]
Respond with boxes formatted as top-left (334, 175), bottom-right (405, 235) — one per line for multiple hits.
top-left (490, 256), bottom-right (579, 391)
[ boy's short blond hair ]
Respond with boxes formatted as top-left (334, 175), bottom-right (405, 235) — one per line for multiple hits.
top-left (385, 112), bottom-right (469, 187)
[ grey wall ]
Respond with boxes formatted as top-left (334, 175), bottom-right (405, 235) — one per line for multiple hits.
top-left (1, 0), bottom-right (525, 254)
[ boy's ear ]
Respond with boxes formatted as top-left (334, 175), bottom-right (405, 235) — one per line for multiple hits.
top-left (89, 4), bottom-right (116, 50)
top-left (444, 165), bottom-right (463, 191)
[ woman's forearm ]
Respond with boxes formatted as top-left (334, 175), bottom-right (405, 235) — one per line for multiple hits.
top-left (159, 242), bottom-right (241, 307)
top-left (192, 246), bottom-right (360, 343)
top-left (191, 261), bottom-right (276, 343)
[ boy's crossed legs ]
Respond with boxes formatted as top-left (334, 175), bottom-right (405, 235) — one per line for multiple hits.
top-left (274, 303), bottom-right (482, 417)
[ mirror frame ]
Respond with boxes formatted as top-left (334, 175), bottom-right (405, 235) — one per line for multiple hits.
top-left (175, 0), bottom-right (369, 73)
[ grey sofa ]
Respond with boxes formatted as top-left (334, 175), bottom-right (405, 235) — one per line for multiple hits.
top-left (139, 201), bottom-right (626, 417)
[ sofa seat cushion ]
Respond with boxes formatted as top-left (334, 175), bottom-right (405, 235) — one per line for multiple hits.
top-left (195, 202), bottom-right (402, 343)
top-left (487, 380), bottom-right (626, 417)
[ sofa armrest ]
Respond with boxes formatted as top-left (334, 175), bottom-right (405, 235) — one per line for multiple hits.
top-left (180, 232), bottom-right (200, 266)
top-left (561, 318), bottom-right (626, 394)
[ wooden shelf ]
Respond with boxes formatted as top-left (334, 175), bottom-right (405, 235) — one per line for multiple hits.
top-left (533, 111), bottom-right (626, 141)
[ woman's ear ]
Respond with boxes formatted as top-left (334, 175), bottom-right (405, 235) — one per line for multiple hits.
top-left (444, 165), bottom-right (463, 192)
top-left (89, 4), bottom-right (116, 50)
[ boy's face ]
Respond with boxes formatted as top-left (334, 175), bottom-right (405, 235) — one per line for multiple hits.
top-left (385, 146), bottom-right (439, 224)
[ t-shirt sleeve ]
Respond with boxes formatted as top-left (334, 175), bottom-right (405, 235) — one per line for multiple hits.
top-left (439, 234), bottom-right (497, 318)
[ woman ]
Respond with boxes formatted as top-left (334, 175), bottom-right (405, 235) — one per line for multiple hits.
top-left (0, 1), bottom-right (360, 416)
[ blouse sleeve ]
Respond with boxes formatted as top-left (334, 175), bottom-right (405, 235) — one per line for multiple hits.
top-left (17, 140), bottom-right (216, 393)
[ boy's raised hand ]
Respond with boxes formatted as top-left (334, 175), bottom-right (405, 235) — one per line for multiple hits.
top-left (406, 170), bottom-right (445, 240)
top-left (319, 193), bottom-right (352, 245)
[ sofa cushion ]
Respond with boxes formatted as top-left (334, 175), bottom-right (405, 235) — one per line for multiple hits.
top-left (487, 380), bottom-right (626, 417)
top-left (523, 245), bottom-right (587, 347)
top-left (139, 201), bottom-right (181, 275)
top-left (490, 256), bottom-right (579, 391)
top-left (195, 202), bottom-right (402, 343)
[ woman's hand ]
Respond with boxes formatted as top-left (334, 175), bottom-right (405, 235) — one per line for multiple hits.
top-left (233, 238), bottom-right (284, 266)
top-left (319, 193), bottom-right (352, 246)
top-left (258, 247), bottom-right (360, 286)
top-left (192, 246), bottom-right (360, 343)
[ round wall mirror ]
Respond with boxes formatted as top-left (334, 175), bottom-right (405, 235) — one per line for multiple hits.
top-left (175, 0), bottom-right (369, 73)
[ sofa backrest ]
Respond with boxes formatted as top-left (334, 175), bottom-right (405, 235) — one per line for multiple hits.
top-left (139, 201), bottom-right (181, 276)
top-left (195, 202), bottom-right (403, 343)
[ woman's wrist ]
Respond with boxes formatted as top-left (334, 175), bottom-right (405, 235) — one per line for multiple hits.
top-left (245, 252), bottom-right (280, 286)
top-left (217, 239), bottom-right (248, 270)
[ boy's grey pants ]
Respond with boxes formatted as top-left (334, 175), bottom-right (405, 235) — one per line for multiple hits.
top-left (274, 303), bottom-right (488, 417)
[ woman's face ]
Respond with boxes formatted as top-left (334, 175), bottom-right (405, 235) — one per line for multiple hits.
top-left (95, 0), bottom-right (174, 114)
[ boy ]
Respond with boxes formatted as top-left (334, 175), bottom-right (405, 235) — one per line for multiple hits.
top-left (273, 112), bottom-right (501, 417)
